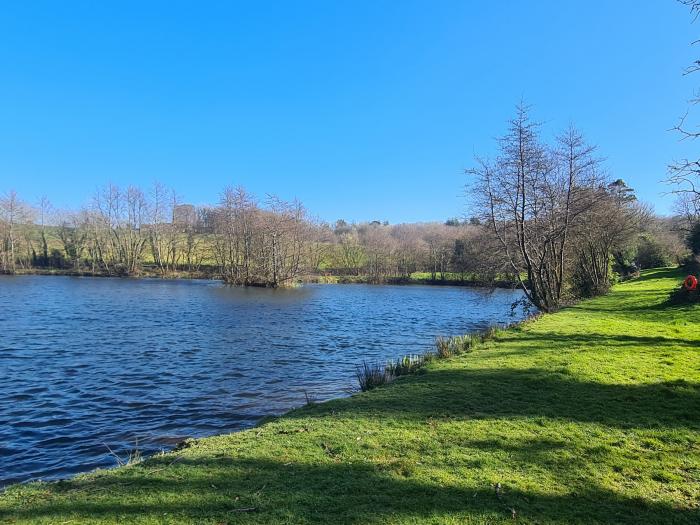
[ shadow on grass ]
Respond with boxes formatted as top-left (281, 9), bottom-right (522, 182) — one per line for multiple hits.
top-left (500, 330), bottom-right (700, 350)
top-left (3, 366), bottom-right (698, 523)
top-left (570, 300), bottom-right (698, 317)
top-left (2, 456), bottom-right (698, 524)
top-left (624, 268), bottom-right (684, 283)
top-left (290, 366), bottom-right (700, 430)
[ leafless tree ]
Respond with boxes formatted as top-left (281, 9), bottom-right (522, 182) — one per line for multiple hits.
top-left (0, 191), bottom-right (33, 273)
top-left (261, 196), bottom-right (307, 286)
top-left (212, 187), bottom-right (307, 287)
top-left (148, 182), bottom-right (181, 275)
top-left (213, 186), bottom-right (256, 284)
top-left (34, 196), bottom-right (53, 266)
top-left (667, 1), bottom-right (700, 221)
top-left (421, 224), bottom-right (459, 280)
top-left (390, 224), bottom-right (425, 279)
top-left (90, 184), bottom-right (149, 275)
top-left (468, 104), bottom-right (601, 311)
top-left (56, 209), bottom-right (89, 270)
top-left (305, 221), bottom-right (333, 274)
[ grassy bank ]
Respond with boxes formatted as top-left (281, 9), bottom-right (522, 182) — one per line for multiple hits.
top-left (302, 272), bottom-right (516, 288)
top-left (1, 268), bottom-right (698, 524)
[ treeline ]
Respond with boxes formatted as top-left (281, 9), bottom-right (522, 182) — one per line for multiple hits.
top-left (469, 103), bottom-right (688, 312)
top-left (308, 219), bottom-right (508, 283)
top-left (0, 184), bottom-right (310, 287)
top-left (0, 177), bottom-right (686, 293)
top-left (0, 183), bottom-right (509, 286)
top-left (0, 111), bottom-right (691, 293)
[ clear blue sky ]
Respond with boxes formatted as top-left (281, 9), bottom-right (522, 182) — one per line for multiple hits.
top-left (0, 1), bottom-right (697, 223)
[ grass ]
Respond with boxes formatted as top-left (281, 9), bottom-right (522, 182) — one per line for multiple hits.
top-left (1, 268), bottom-right (699, 524)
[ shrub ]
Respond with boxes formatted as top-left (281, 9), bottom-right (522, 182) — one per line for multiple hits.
top-left (435, 332), bottom-right (488, 358)
top-left (668, 285), bottom-right (700, 304)
top-left (450, 334), bottom-right (476, 353)
top-left (635, 234), bottom-right (673, 269)
top-left (355, 361), bottom-right (391, 392)
top-left (687, 222), bottom-right (700, 256)
top-left (435, 337), bottom-right (453, 358)
top-left (359, 326), bottom-right (504, 391)
top-left (386, 355), bottom-right (425, 377)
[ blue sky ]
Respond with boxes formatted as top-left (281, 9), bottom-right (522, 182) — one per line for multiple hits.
top-left (0, 1), bottom-right (697, 223)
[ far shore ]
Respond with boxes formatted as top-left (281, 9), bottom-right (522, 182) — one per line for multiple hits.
top-left (5, 268), bottom-right (519, 289)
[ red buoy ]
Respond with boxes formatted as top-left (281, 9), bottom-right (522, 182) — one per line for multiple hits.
top-left (683, 275), bottom-right (698, 291)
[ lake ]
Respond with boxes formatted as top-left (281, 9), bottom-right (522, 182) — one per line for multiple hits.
top-left (0, 275), bottom-right (525, 487)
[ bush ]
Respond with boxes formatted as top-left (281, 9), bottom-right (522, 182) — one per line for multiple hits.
top-left (570, 255), bottom-right (614, 299)
top-left (687, 222), bottom-right (700, 256)
top-left (435, 337), bottom-right (453, 358)
top-left (355, 361), bottom-right (392, 392)
top-left (435, 332), bottom-right (491, 358)
top-left (450, 334), bottom-right (475, 353)
top-left (635, 234), bottom-right (673, 269)
top-left (358, 327), bottom-right (503, 391)
top-left (386, 355), bottom-right (425, 377)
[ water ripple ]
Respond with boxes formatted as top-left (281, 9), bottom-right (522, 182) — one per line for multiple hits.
top-left (0, 275), bottom-right (525, 487)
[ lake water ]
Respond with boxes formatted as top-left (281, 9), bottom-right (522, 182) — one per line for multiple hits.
top-left (0, 275), bottom-right (525, 487)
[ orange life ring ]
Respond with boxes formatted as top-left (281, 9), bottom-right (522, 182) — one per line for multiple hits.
top-left (683, 275), bottom-right (698, 291)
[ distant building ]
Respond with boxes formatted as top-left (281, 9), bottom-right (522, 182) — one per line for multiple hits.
top-left (172, 204), bottom-right (197, 226)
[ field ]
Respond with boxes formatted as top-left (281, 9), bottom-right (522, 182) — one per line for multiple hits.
top-left (0, 268), bottom-right (698, 524)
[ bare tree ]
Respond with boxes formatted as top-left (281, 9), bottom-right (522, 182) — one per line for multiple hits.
top-left (213, 186), bottom-right (256, 284)
top-left (260, 196), bottom-right (307, 286)
top-left (667, 1), bottom-right (700, 222)
top-left (390, 224), bottom-right (425, 279)
top-left (0, 191), bottom-right (33, 273)
top-left (305, 221), bottom-right (333, 274)
top-left (34, 196), bottom-right (53, 267)
top-left (212, 187), bottom-right (308, 287)
top-left (148, 182), bottom-right (181, 275)
top-left (468, 104), bottom-right (601, 311)
top-left (90, 184), bottom-right (149, 275)
top-left (358, 223), bottom-right (394, 283)
top-left (56, 209), bottom-right (89, 270)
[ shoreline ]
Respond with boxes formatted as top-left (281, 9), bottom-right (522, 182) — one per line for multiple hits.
top-left (5, 268), bottom-right (519, 289)
top-left (1, 269), bottom-right (697, 524)
top-left (0, 326), bottom-right (523, 492)
top-left (0, 302), bottom-right (528, 492)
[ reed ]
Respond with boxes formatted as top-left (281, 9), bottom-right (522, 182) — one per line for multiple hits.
top-left (355, 361), bottom-right (392, 392)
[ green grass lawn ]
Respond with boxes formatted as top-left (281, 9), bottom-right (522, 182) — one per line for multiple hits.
top-left (1, 268), bottom-right (698, 524)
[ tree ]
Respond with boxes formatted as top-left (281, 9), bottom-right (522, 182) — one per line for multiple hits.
top-left (261, 196), bottom-right (307, 287)
top-left (213, 186), bottom-right (257, 285)
top-left (468, 104), bottom-right (601, 312)
top-left (0, 191), bottom-right (32, 273)
top-left (88, 184), bottom-right (149, 275)
top-left (212, 187), bottom-right (307, 287)
top-left (667, 1), bottom-right (700, 226)
top-left (687, 221), bottom-right (700, 254)
top-left (35, 196), bottom-right (52, 267)
top-left (337, 231), bottom-right (364, 275)
top-left (56, 210), bottom-right (88, 270)
top-left (571, 181), bottom-right (646, 297)
top-left (148, 182), bottom-right (181, 275)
